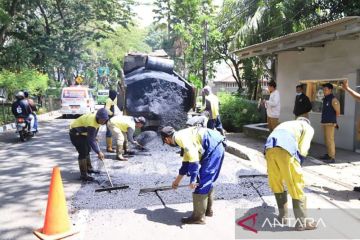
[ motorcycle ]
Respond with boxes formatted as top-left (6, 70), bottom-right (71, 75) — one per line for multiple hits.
top-left (15, 117), bottom-right (35, 142)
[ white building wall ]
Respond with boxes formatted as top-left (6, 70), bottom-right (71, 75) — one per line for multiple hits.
top-left (277, 39), bottom-right (360, 150)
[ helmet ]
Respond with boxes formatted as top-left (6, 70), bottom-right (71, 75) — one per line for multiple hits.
top-left (134, 116), bottom-right (146, 125)
top-left (296, 117), bottom-right (311, 125)
top-left (96, 108), bottom-right (109, 122)
top-left (15, 91), bottom-right (25, 100)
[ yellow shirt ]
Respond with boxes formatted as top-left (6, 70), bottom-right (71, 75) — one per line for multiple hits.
top-left (69, 113), bottom-right (100, 135)
top-left (273, 120), bottom-right (314, 157)
top-left (205, 94), bottom-right (220, 119)
top-left (174, 127), bottom-right (207, 163)
top-left (108, 115), bottom-right (135, 133)
top-left (105, 97), bottom-right (116, 116)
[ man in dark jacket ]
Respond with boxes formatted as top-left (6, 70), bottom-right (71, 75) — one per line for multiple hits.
top-left (293, 84), bottom-right (312, 118)
top-left (320, 83), bottom-right (340, 163)
top-left (11, 91), bottom-right (34, 131)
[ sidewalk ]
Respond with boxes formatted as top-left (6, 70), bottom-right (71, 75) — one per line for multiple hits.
top-left (225, 132), bottom-right (360, 205)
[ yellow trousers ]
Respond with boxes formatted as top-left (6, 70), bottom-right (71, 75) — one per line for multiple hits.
top-left (107, 123), bottom-right (127, 149)
top-left (322, 124), bottom-right (335, 158)
top-left (265, 147), bottom-right (305, 200)
top-left (267, 117), bottom-right (279, 132)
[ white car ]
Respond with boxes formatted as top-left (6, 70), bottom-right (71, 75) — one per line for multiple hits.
top-left (60, 86), bottom-right (95, 118)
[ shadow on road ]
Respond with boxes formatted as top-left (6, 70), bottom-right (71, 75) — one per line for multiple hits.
top-left (134, 207), bottom-right (191, 227)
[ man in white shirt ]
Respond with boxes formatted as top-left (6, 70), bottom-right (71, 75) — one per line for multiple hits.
top-left (264, 81), bottom-right (281, 132)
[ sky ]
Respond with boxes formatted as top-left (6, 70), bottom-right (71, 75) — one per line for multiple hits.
top-left (133, 0), bottom-right (224, 27)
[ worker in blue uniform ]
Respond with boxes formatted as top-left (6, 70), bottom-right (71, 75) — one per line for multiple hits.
top-left (160, 126), bottom-right (226, 224)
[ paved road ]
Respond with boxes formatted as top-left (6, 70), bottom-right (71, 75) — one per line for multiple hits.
top-left (0, 117), bottom-right (81, 240)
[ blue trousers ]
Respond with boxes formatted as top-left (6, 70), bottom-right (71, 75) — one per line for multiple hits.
top-left (207, 115), bottom-right (224, 133)
top-left (194, 141), bottom-right (225, 194)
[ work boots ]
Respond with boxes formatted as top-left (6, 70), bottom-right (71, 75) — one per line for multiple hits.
top-left (116, 145), bottom-right (128, 161)
top-left (123, 141), bottom-right (135, 155)
top-left (181, 193), bottom-right (208, 224)
top-left (292, 197), bottom-right (317, 231)
top-left (86, 156), bottom-right (100, 174)
top-left (274, 192), bottom-right (288, 223)
top-left (106, 137), bottom-right (115, 153)
top-left (206, 188), bottom-right (214, 217)
top-left (78, 159), bottom-right (94, 182)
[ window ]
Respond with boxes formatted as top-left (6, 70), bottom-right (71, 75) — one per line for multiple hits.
top-left (299, 79), bottom-right (345, 115)
top-left (63, 89), bottom-right (86, 98)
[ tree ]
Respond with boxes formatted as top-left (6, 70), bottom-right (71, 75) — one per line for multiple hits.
top-left (85, 25), bottom-right (152, 89)
top-left (0, 0), bottom-right (135, 85)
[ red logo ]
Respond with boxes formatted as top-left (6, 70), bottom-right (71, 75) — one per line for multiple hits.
top-left (237, 213), bottom-right (258, 233)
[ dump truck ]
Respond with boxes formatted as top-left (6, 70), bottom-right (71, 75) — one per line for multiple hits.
top-left (118, 52), bottom-right (195, 130)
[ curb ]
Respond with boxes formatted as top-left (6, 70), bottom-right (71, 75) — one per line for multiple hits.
top-left (0, 110), bottom-right (61, 133)
top-left (0, 123), bottom-right (16, 133)
top-left (226, 141), bottom-right (250, 160)
top-left (225, 139), bottom-right (267, 173)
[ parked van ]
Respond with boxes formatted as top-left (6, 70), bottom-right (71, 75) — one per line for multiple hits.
top-left (96, 89), bottom-right (109, 105)
top-left (61, 86), bottom-right (95, 118)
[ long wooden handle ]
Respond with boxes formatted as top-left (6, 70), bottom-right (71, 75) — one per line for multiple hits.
top-left (139, 184), bottom-right (188, 194)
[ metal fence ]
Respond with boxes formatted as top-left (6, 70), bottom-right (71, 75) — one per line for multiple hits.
top-left (0, 97), bottom-right (61, 125)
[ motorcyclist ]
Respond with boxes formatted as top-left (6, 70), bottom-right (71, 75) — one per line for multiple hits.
top-left (23, 91), bottom-right (38, 132)
top-left (11, 91), bottom-right (35, 132)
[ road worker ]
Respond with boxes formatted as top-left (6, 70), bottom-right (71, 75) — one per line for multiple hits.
top-left (160, 126), bottom-right (226, 224)
top-left (202, 86), bottom-right (225, 135)
top-left (107, 115), bottom-right (146, 161)
top-left (69, 108), bottom-right (108, 181)
top-left (105, 90), bottom-right (118, 153)
top-left (264, 117), bottom-right (316, 231)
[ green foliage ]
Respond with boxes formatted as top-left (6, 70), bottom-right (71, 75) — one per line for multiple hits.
top-left (218, 93), bottom-right (261, 132)
top-left (0, 69), bottom-right (49, 100)
top-left (188, 74), bottom-right (202, 88)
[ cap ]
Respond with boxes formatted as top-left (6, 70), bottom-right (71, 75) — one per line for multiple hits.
top-left (134, 116), bottom-right (146, 124)
top-left (202, 86), bottom-right (212, 95)
top-left (96, 108), bottom-right (109, 121)
top-left (322, 83), bottom-right (333, 89)
top-left (160, 126), bottom-right (175, 143)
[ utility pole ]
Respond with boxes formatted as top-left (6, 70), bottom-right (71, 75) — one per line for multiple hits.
top-left (202, 20), bottom-right (208, 104)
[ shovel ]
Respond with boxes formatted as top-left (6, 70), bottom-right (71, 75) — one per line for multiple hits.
top-left (139, 184), bottom-right (188, 195)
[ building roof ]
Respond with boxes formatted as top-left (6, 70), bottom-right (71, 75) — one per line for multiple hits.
top-left (213, 74), bottom-right (236, 83)
top-left (231, 16), bottom-right (360, 59)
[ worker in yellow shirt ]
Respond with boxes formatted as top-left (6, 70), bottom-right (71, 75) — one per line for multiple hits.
top-left (264, 117), bottom-right (316, 231)
top-left (107, 115), bottom-right (146, 161)
top-left (202, 86), bottom-right (224, 135)
top-left (69, 108), bottom-right (108, 181)
top-left (105, 90), bottom-right (118, 153)
top-left (160, 126), bottom-right (226, 224)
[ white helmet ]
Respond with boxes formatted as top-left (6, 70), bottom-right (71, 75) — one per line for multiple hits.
top-left (15, 91), bottom-right (25, 100)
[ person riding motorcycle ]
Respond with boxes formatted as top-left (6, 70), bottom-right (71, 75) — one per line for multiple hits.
top-left (11, 91), bottom-right (35, 132)
top-left (23, 91), bottom-right (38, 132)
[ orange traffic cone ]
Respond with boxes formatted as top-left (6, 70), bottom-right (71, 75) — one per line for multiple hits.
top-left (33, 167), bottom-right (79, 240)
